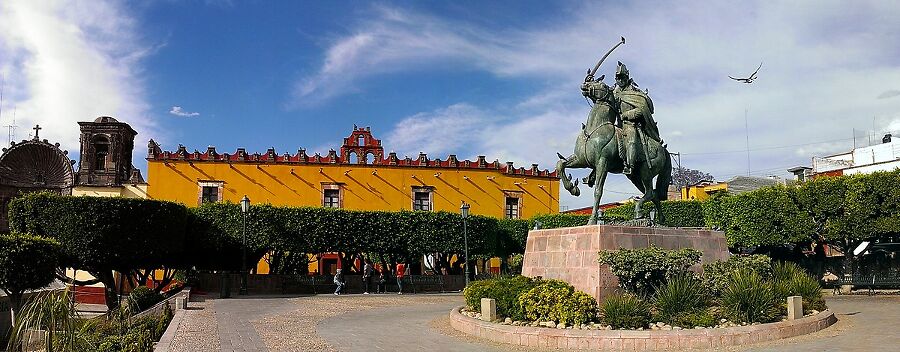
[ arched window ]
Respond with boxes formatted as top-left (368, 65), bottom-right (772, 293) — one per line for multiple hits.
top-left (93, 135), bottom-right (110, 171)
top-left (348, 150), bottom-right (358, 164)
top-left (357, 135), bottom-right (365, 146)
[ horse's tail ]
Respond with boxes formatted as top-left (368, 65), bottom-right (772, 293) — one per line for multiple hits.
top-left (655, 151), bottom-right (672, 202)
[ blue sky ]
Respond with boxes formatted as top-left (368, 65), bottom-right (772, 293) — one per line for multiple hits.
top-left (2, 1), bottom-right (900, 209)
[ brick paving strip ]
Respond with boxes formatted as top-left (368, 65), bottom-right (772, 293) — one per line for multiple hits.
top-left (169, 297), bottom-right (221, 352)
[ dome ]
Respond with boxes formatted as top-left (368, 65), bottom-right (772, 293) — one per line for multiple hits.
top-left (93, 116), bottom-right (119, 123)
top-left (0, 140), bottom-right (74, 189)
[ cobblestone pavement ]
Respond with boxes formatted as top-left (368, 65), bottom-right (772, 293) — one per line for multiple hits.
top-left (171, 293), bottom-right (899, 351)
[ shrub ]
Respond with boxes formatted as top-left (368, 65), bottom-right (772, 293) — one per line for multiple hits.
top-left (604, 200), bottom-right (706, 227)
top-left (597, 246), bottom-right (701, 297)
top-left (653, 273), bottom-right (708, 324)
top-left (528, 213), bottom-right (591, 229)
top-left (0, 233), bottom-right (61, 317)
top-left (463, 276), bottom-right (539, 320)
top-left (720, 270), bottom-right (779, 323)
top-left (600, 294), bottom-right (651, 329)
top-left (129, 286), bottom-right (164, 312)
top-left (518, 280), bottom-right (598, 325)
top-left (702, 255), bottom-right (772, 297)
top-left (507, 253), bottom-right (524, 275)
top-left (667, 309), bottom-right (717, 328)
top-left (771, 261), bottom-right (826, 313)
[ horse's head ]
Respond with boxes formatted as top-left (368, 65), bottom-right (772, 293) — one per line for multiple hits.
top-left (581, 77), bottom-right (612, 104)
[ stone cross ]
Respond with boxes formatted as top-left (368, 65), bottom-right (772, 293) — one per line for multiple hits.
top-left (32, 124), bottom-right (41, 139)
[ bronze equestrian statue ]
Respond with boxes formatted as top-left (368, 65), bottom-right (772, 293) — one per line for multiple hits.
top-left (556, 38), bottom-right (672, 225)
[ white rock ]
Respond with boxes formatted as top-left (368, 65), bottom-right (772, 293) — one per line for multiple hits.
top-left (673, 326), bottom-right (683, 330)
top-left (556, 323), bottom-right (566, 329)
top-left (720, 318), bottom-right (728, 323)
top-left (504, 317), bottom-right (512, 324)
top-left (656, 322), bottom-right (666, 327)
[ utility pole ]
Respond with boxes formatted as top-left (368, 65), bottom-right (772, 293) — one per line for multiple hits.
top-left (744, 106), bottom-right (750, 176)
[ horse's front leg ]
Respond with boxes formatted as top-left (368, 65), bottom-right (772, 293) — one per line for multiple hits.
top-left (556, 153), bottom-right (581, 197)
top-left (588, 159), bottom-right (609, 225)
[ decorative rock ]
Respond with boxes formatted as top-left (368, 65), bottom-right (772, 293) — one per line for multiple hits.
top-left (656, 322), bottom-right (666, 328)
top-left (673, 326), bottom-right (682, 330)
top-left (556, 323), bottom-right (566, 329)
top-left (504, 317), bottom-right (512, 324)
top-left (720, 318), bottom-right (728, 323)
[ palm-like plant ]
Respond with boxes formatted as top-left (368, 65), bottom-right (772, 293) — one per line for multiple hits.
top-left (6, 289), bottom-right (93, 352)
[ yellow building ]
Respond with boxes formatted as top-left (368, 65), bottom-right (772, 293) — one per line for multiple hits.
top-left (681, 181), bottom-right (727, 200)
top-left (146, 126), bottom-right (559, 218)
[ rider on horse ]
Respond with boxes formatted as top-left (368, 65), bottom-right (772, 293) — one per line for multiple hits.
top-left (614, 62), bottom-right (662, 175)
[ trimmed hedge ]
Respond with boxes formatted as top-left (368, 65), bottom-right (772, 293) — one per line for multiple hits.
top-left (463, 276), bottom-right (540, 320)
top-left (604, 200), bottom-right (706, 227)
top-left (0, 233), bottom-right (61, 315)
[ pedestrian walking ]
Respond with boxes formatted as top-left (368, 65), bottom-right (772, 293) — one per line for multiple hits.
top-left (377, 270), bottom-right (387, 294)
top-left (362, 261), bottom-right (373, 294)
top-left (396, 262), bottom-right (406, 295)
top-left (333, 268), bottom-right (345, 295)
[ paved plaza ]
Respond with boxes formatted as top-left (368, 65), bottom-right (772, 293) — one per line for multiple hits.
top-left (167, 293), bottom-right (900, 352)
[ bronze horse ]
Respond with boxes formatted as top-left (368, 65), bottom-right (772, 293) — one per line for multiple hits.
top-left (556, 79), bottom-right (672, 225)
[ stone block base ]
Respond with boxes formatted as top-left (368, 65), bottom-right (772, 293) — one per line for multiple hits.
top-left (521, 225), bottom-right (729, 302)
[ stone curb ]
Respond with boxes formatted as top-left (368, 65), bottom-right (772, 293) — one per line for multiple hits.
top-left (448, 306), bottom-right (836, 351)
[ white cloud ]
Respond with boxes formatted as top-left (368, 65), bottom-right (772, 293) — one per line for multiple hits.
top-left (297, 2), bottom-right (900, 208)
top-left (0, 0), bottom-right (156, 161)
top-left (169, 106), bottom-right (200, 117)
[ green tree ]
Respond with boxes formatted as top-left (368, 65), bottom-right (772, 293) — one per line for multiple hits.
top-left (703, 186), bottom-right (815, 249)
top-left (8, 193), bottom-right (188, 310)
top-left (0, 233), bottom-right (61, 321)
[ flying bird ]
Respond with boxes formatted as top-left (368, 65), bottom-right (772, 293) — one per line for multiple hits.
top-left (729, 62), bottom-right (763, 83)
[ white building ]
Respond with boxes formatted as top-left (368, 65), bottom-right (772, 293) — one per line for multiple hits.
top-left (790, 134), bottom-right (900, 179)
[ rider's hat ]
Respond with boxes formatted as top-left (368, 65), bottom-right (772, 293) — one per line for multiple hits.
top-left (615, 61), bottom-right (629, 78)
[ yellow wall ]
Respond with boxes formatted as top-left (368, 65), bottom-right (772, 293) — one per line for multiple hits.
top-left (73, 184), bottom-right (149, 199)
top-left (681, 182), bottom-right (727, 201)
top-left (146, 161), bottom-right (559, 218)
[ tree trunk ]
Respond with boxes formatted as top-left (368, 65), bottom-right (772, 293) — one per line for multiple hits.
top-left (95, 270), bottom-right (119, 311)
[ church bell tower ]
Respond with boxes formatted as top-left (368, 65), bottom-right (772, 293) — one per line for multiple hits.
top-left (75, 116), bottom-right (140, 186)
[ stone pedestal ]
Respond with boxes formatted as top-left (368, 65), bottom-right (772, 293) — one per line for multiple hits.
top-left (521, 225), bottom-right (729, 303)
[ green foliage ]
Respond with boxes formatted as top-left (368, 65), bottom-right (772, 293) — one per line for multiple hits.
top-left (528, 213), bottom-right (591, 229)
top-left (842, 171), bottom-right (900, 251)
top-left (720, 270), bottom-right (779, 324)
top-left (8, 193), bottom-right (188, 274)
top-left (653, 273), bottom-right (708, 324)
top-left (597, 246), bottom-right (701, 297)
top-left (507, 253), bottom-right (524, 275)
top-left (667, 309), bottom-right (717, 328)
top-left (604, 200), bottom-right (706, 227)
top-left (463, 276), bottom-right (539, 321)
top-left (703, 186), bottom-right (816, 249)
top-left (0, 233), bottom-right (60, 298)
top-left (600, 294), bottom-right (651, 329)
top-left (771, 261), bottom-right (826, 313)
top-left (128, 286), bottom-right (164, 312)
top-left (702, 255), bottom-right (772, 297)
top-left (518, 280), bottom-right (598, 325)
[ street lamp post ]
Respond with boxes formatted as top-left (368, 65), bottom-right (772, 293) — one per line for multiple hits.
top-left (240, 195), bottom-right (250, 295)
top-left (460, 201), bottom-right (470, 287)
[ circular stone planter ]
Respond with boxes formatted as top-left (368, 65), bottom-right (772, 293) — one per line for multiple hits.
top-left (449, 306), bottom-right (836, 351)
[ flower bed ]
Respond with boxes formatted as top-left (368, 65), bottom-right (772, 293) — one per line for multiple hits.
top-left (450, 306), bottom-right (836, 350)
